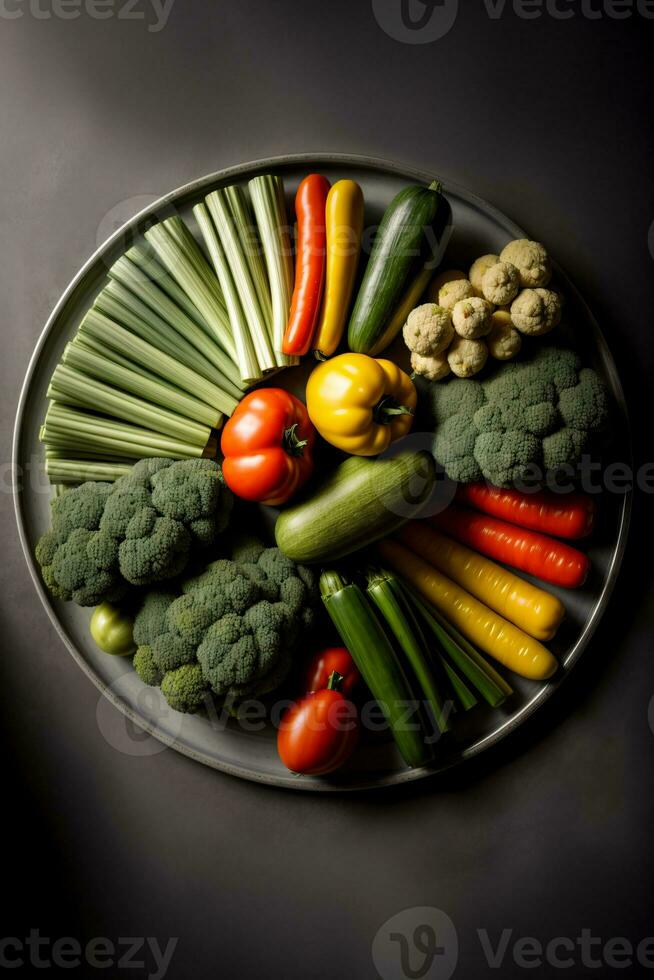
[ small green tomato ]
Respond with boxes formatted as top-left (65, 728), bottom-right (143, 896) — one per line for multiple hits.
top-left (90, 602), bottom-right (136, 656)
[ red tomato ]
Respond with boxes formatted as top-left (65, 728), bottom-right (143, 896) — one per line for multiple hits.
top-left (304, 647), bottom-right (359, 697)
top-left (277, 674), bottom-right (359, 776)
top-left (221, 388), bottom-right (316, 506)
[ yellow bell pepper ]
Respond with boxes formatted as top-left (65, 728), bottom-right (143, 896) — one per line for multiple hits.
top-left (306, 353), bottom-right (416, 456)
top-left (312, 180), bottom-right (365, 359)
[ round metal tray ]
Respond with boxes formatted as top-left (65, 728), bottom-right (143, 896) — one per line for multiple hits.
top-left (13, 154), bottom-right (632, 791)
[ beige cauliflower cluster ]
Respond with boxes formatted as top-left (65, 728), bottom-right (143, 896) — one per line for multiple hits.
top-left (409, 239), bottom-right (561, 381)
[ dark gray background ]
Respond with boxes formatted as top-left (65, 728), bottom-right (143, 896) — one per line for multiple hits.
top-left (2, 2), bottom-right (653, 978)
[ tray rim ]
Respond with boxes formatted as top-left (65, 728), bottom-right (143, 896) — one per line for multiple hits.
top-left (12, 152), bottom-right (633, 792)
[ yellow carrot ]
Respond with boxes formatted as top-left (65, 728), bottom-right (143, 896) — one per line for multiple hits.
top-left (377, 539), bottom-right (558, 681)
top-left (398, 522), bottom-right (565, 641)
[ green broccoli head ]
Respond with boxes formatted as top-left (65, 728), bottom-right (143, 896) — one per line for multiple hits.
top-left (131, 539), bottom-right (318, 712)
top-left (160, 663), bottom-right (208, 714)
top-left (424, 346), bottom-right (609, 487)
top-left (133, 645), bottom-right (163, 687)
top-left (36, 458), bottom-right (234, 606)
top-left (35, 483), bottom-right (125, 604)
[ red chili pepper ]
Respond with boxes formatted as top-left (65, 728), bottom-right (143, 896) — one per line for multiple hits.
top-left (456, 484), bottom-right (596, 540)
top-left (430, 506), bottom-right (590, 589)
top-left (282, 174), bottom-right (331, 356)
top-left (221, 388), bottom-right (315, 506)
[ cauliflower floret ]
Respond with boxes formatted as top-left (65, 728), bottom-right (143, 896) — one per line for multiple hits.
top-left (403, 304), bottom-right (454, 356)
top-left (500, 239), bottom-right (551, 288)
top-left (447, 336), bottom-right (488, 378)
top-left (511, 288), bottom-right (562, 336)
top-left (487, 310), bottom-right (522, 360)
top-left (469, 254), bottom-right (499, 297)
top-left (482, 261), bottom-right (521, 306)
top-left (438, 278), bottom-right (474, 310)
top-left (411, 350), bottom-right (451, 381)
top-left (452, 297), bottom-right (493, 339)
top-left (427, 269), bottom-right (467, 302)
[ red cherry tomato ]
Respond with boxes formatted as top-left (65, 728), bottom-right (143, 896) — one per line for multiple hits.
top-left (304, 647), bottom-right (359, 697)
top-left (278, 672), bottom-right (359, 776)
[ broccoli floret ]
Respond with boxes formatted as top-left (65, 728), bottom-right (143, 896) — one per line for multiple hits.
top-left (160, 663), bottom-right (208, 713)
top-left (423, 346), bottom-right (609, 487)
top-left (36, 458), bottom-right (234, 606)
top-left (132, 591), bottom-right (175, 644)
top-left (133, 646), bottom-right (163, 687)
top-left (131, 538), bottom-right (318, 712)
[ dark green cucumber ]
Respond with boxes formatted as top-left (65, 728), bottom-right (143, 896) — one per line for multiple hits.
top-left (320, 572), bottom-right (434, 769)
top-left (348, 180), bottom-right (452, 355)
top-left (366, 570), bottom-right (450, 735)
top-left (274, 451), bottom-right (436, 564)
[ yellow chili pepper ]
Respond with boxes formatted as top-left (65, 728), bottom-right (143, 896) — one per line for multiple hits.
top-left (306, 353), bottom-right (416, 456)
top-left (313, 180), bottom-right (365, 359)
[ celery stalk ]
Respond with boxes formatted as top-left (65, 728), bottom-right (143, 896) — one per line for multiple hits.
top-left (124, 243), bottom-right (210, 331)
top-left (47, 364), bottom-right (214, 445)
top-left (223, 185), bottom-right (273, 332)
top-left (46, 459), bottom-right (133, 484)
top-left (205, 189), bottom-right (276, 374)
top-left (249, 175), bottom-right (297, 367)
top-left (43, 403), bottom-right (210, 459)
top-left (63, 340), bottom-right (221, 428)
top-left (145, 219), bottom-right (237, 362)
top-left (193, 203), bottom-right (262, 384)
top-left (102, 264), bottom-right (245, 397)
top-left (79, 309), bottom-right (238, 417)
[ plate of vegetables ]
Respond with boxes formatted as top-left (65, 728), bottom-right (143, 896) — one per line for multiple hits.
top-left (13, 154), bottom-right (631, 790)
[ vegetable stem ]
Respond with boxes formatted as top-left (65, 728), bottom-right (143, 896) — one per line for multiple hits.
top-left (326, 671), bottom-right (344, 692)
top-left (193, 202), bottom-right (262, 384)
top-left (248, 175), bottom-right (297, 367)
top-left (145, 218), bottom-right (237, 362)
top-left (45, 459), bottom-right (133, 484)
top-left (106, 258), bottom-right (246, 395)
top-left (205, 189), bottom-right (276, 374)
top-left (63, 340), bottom-right (221, 429)
top-left (79, 309), bottom-right (238, 417)
top-left (283, 423), bottom-right (308, 457)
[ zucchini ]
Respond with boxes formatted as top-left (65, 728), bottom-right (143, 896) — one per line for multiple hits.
top-left (274, 451), bottom-right (436, 564)
top-left (366, 569), bottom-right (450, 735)
top-left (320, 571), bottom-right (434, 769)
top-left (348, 180), bottom-right (452, 355)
